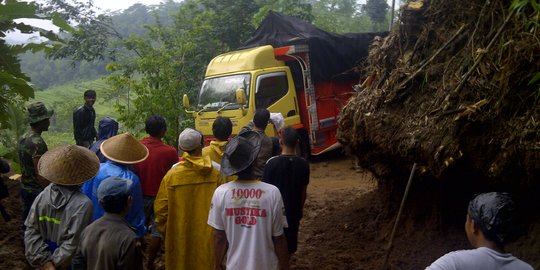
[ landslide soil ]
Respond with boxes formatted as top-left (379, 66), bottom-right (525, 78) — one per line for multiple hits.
top-left (1, 155), bottom-right (539, 269)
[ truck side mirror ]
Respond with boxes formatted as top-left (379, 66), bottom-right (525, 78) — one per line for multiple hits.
top-left (236, 88), bottom-right (246, 105)
top-left (183, 94), bottom-right (190, 109)
top-left (183, 94), bottom-right (194, 114)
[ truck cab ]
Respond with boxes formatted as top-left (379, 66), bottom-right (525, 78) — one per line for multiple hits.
top-left (184, 44), bottom-right (355, 157)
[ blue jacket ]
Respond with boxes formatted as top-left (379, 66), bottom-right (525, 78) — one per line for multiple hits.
top-left (82, 161), bottom-right (146, 237)
top-left (89, 117), bottom-right (118, 162)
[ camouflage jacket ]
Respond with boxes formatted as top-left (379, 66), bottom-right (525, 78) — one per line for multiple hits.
top-left (18, 130), bottom-right (48, 192)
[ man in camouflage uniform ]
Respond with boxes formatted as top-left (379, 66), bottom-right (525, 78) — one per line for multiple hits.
top-left (18, 102), bottom-right (53, 224)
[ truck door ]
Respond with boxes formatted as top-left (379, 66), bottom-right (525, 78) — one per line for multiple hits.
top-left (254, 70), bottom-right (300, 129)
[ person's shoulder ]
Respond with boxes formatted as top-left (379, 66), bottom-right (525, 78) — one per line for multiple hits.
top-left (258, 181), bottom-right (280, 191)
top-left (426, 250), bottom-right (465, 269)
top-left (427, 249), bottom-right (486, 270)
top-left (73, 105), bottom-right (84, 112)
top-left (513, 259), bottom-right (535, 270)
top-left (216, 181), bottom-right (233, 190)
top-left (26, 132), bottom-right (44, 143)
top-left (265, 155), bottom-right (281, 165)
top-left (212, 182), bottom-right (232, 198)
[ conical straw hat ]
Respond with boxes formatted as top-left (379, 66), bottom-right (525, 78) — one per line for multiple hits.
top-left (38, 145), bottom-right (100, 185)
top-left (100, 132), bottom-right (149, 164)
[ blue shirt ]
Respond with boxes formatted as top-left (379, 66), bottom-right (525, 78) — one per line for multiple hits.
top-left (82, 161), bottom-right (146, 237)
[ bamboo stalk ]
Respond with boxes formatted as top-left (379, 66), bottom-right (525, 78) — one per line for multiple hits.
top-left (381, 163), bottom-right (418, 270)
top-left (398, 24), bottom-right (466, 90)
top-left (453, 8), bottom-right (517, 94)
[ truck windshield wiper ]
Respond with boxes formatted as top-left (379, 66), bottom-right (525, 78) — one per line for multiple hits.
top-left (216, 102), bottom-right (237, 114)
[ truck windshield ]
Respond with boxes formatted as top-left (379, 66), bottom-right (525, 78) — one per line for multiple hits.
top-left (197, 74), bottom-right (251, 112)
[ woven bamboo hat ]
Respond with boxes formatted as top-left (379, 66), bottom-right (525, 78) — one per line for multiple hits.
top-left (100, 132), bottom-right (149, 164)
top-left (38, 145), bottom-right (100, 185)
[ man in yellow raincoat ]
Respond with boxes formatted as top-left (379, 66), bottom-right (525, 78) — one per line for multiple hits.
top-left (202, 116), bottom-right (232, 164)
top-left (203, 116), bottom-right (236, 183)
top-left (154, 128), bottom-right (221, 270)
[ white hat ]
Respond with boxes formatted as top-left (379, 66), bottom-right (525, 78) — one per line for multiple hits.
top-left (178, 128), bottom-right (202, 151)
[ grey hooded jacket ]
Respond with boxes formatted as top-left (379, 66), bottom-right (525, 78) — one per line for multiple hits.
top-left (24, 184), bottom-right (93, 268)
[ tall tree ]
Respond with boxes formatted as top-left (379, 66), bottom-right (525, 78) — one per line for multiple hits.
top-left (311, 0), bottom-right (372, 33)
top-left (105, 0), bottom-right (219, 144)
top-left (254, 0), bottom-right (314, 26)
top-left (363, 0), bottom-right (389, 31)
top-left (199, 0), bottom-right (261, 50)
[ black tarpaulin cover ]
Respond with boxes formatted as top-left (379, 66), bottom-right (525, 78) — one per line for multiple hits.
top-left (240, 11), bottom-right (387, 82)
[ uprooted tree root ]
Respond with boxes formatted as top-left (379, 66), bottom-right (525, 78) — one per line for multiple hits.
top-left (338, 0), bottom-right (540, 221)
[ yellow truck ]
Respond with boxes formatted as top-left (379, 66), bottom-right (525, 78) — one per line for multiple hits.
top-left (183, 12), bottom-right (383, 157)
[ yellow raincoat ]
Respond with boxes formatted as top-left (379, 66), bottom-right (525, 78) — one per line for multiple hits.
top-left (202, 140), bottom-right (236, 182)
top-left (202, 140), bottom-right (227, 164)
top-left (154, 153), bottom-right (220, 270)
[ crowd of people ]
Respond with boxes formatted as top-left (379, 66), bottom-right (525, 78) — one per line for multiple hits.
top-left (0, 90), bottom-right (533, 270)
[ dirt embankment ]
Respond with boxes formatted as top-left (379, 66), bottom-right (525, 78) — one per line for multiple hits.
top-left (336, 1), bottom-right (540, 260)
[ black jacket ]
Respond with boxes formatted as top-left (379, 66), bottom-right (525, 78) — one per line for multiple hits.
top-left (73, 105), bottom-right (97, 142)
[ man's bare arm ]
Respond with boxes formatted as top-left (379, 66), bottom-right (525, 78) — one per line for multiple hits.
top-left (272, 234), bottom-right (289, 270)
top-left (301, 185), bottom-right (307, 211)
top-left (213, 229), bottom-right (228, 270)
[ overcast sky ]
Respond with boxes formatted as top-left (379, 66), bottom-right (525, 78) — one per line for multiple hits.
top-left (92, 0), bottom-right (166, 12)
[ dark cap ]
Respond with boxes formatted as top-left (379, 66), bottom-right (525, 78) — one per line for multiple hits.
top-left (220, 130), bottom-right (261, 176)
top-left (27, 102), bottom-right (54, 124)
top-left (468, 192), bottom-right (516, 245)
top-left (98, 176), bottom-right (132, 203)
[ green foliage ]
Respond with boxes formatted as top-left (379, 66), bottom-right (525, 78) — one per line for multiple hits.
top-left (105, 10), bottom-right (197, 145)
top-left (20, 51), bottom-right (108, 89)
top-left (0, 0), bottom-right (70, 129)
top-left (0, 102), bottom-right (26, 172)
top-left (311, 0), bottom-right (374, 32)
top-left (363, 0), bottom-right (389, 31)
top-left (41, 131), bottom-right (74, 149)
top-left (254, 0), bottom-right (314, 26)
top-left (33, 79), bottom-right (118, 133)
top-left (197, 0), bottom-right (261, 50)
top-left (511, 0), bottom-right (540, 13)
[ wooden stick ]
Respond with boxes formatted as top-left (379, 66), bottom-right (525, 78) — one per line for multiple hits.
top-left (398, 25), bottom-right (466, 90)
top-left (381, 163), bottom-right (418, 270)
top-left (453, 8), bottom-right (517, 94)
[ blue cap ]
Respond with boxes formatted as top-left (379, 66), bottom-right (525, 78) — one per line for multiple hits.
top-left (97, 176), bottom-right (132, 202)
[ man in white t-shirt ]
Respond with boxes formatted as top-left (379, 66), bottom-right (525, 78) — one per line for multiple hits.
top-left (426, 192), bottom-right (533, 270)
top-left (208, 130), bottom-right (289, 270)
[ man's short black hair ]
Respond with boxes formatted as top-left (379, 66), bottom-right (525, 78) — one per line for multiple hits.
top-left (145, 115), bottom-right (167, 137)
top-left (213, 117), bottom-right (232, 141)
top-left (84, 90), bottom-right (96, 97)
top-left (281, 126), bottom-right (298, 148)
top-left (253, 109), bottom-right (270, 130)
top-left (100, 194), bottom-right (129, 214)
